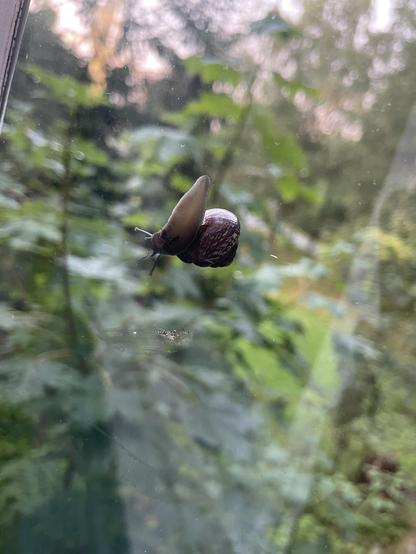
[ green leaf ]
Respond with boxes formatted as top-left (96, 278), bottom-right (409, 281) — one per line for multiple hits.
top-left (184, 56), bottom-right (241, 86)
top-left (0, 450), bottom-right (66, 522)
top-left (1, 200), bottom-right (61, 251)
top-left (164, 92), bottom-right (242, 126)
top-left (253, 107), bottom-right (307, 170)
top-left (61, 374), bottom-right (108, 428)
top-left (24, 65), bottom-right (109, 109)
top-left (125, 125), bottom-right (204, 173)
top-left (0, 193), bottom-right (19, 209)
top-left (0, 303), bottom-right (34, 332)
top-left (276, 174), bottom-right (301, 202)
top-left (0, 359), bottom-right (82, 403)
top-left (71, 138), bottom-right (109, 166)
top-left (289, 306), bottom-right (339, 394)
top-left (122, 211), bottom-right (153, 228)
top-left (180, 391), bottom-right (258, 460)
top-left (233, 337), bottom-right (302, 403)
top-left (299, 184), bottom-right (322, 205)
top-left (275, 176), bottom-right (320, 204)
top-left (170, 173), bottom-right (193, 192)
top-left (67, 255), bottom-right (126, 281)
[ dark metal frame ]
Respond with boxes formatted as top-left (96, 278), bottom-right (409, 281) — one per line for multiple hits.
top-left (0, 0), bottom-right (31, 130)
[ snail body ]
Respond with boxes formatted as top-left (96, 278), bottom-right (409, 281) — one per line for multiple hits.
top-left (136, 175), bottom-right (240, 273)
top-left (151, 175), bottom-right (212, 255)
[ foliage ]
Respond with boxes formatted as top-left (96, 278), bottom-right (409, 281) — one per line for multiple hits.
top-left (0, 3), bottom-right (415, 554)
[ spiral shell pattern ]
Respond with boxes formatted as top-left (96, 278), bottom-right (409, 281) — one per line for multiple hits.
top-left (178, 208), bottom-right (240, 267)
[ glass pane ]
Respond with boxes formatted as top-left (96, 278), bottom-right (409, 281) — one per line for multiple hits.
top-left (0, 1), bottom-right (415, 553)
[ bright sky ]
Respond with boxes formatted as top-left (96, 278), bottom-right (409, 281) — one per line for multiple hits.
top-left (371, 0), bottom-right (393, 31)
top-left (34, 0), bottom-right (394, 41)
top-left (30, 0), bottom-right (395, 73)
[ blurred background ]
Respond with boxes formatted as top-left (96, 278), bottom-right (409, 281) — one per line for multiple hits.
top-left (1, 0), bottom-right (416, 552)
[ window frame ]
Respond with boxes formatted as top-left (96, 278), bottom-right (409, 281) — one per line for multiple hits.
top-left (0, 0), bottom-right (31, 130)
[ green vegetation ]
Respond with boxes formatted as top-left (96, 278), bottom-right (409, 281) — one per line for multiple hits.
top-left (0, 2), bottom-right (415, 553)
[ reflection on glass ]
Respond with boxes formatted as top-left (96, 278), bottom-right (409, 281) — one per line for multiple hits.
top-left (0, 1), bottom-right (415, 553)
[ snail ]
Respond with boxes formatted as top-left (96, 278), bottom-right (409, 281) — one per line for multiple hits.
top-left (135, 175), bottom-right (240, 274)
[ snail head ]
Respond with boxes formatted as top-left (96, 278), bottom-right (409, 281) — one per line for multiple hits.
top-left (134, 228), bottom-right (162, 274)
top-left (135, 175), bottom-right (212, 274)
top-left (150, 230), bottom-right (165, 254)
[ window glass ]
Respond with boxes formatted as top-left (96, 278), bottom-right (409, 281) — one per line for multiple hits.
top-left (1, 1), bottom-right (415, 553)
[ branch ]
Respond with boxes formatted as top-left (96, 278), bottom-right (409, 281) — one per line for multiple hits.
top-left (211, 72), bottom-right (257, 202)
top-left (60, 120), bottom-right (89, 374)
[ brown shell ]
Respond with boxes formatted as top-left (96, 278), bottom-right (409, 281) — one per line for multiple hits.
top-left (178, 208), bottom-right (240, 267)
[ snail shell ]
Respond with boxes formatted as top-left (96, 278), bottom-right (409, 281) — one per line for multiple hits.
top-left (137, 175), bottom-right (240, 271)
top-left (178, 208), bottom-right (240, 267)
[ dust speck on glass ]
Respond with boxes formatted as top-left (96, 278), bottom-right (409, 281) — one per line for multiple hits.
top-left (0, 1), bottom-right (415, 553)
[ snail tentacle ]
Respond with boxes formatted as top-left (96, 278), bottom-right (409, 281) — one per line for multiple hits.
top-left (149, 253), bottom-right (160, 275)
top-left (134, 227), bottom-right (152, 237)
